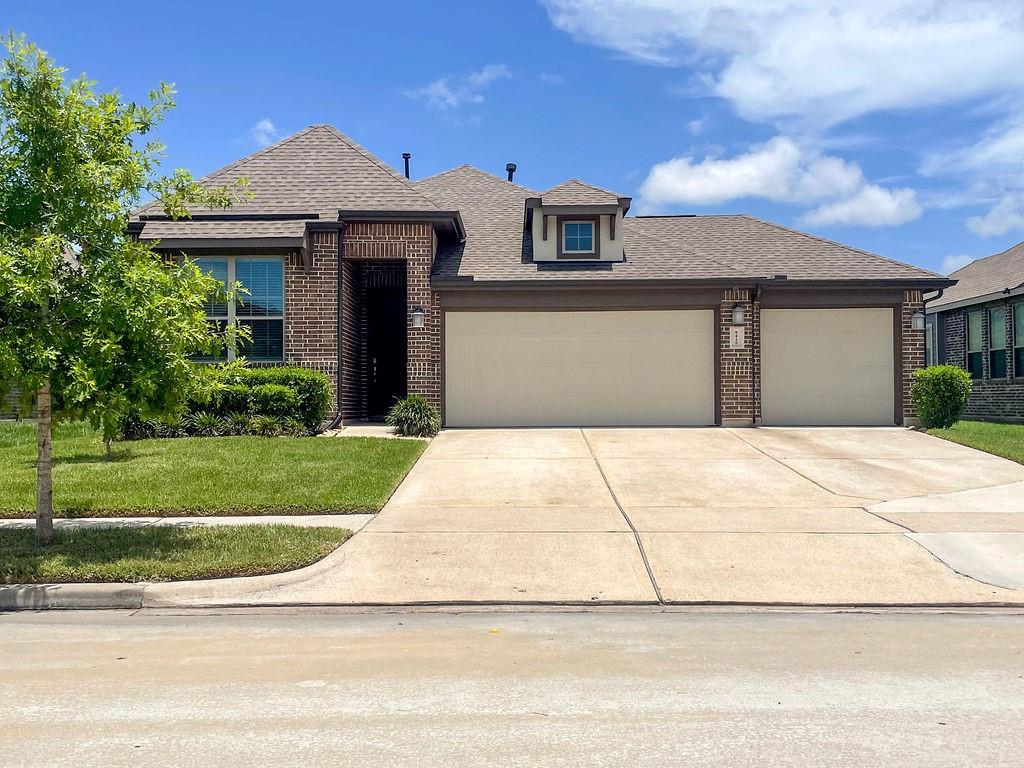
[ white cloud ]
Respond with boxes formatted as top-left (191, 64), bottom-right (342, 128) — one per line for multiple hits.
top-left (967, 193), bottom-right (1024, 236)
top-left (250, 118), bottom-right (278, 148)
top-left (539, 72), bottom-right (566, 85)
top-left (941, 254), bottom-right (975, 274)
top-left (921, 113), bottom-right (1024, 177)
top-left (800, 185), bottom-right (921, 228)
top-left (639, 136), bottom-right (920, 227)
top-left (686, 117), bottom-right (706, 136)
top-left (406, 64), bottom-right (511, 109)
top-left (541, 1), bottom-right (1024, 128)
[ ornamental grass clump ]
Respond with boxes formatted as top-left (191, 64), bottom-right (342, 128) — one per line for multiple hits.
top-left (385, 394), bottom-right (440, 437)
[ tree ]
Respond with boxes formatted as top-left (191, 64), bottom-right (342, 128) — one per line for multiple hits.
top-left (0, 34), bottom-right (249, 544)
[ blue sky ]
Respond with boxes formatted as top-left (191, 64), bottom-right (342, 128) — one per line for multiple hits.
top-left (8, 0), bottom-right (1024, 274)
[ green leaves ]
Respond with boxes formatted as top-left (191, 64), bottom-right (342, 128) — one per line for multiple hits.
top-left (0, 32), bottom-right (248, 432)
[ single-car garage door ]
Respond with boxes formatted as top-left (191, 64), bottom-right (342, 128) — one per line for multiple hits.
top-left (444, 309), bottom-right (715, 427)
top-left (761, 308), bottom-right (895, 426)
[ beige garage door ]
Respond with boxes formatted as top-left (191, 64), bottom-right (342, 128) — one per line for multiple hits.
top-left (444, 310), bottom-right (715, 427)
top-left (761, 308), bottom-right (895, 426)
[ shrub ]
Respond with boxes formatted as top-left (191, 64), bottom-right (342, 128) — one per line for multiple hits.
top-left (386, 394), bottom-right (439, 437)
top-left (213, 383), bottom-right (251, 415)
top-left (229, 367), bottom-right (331, 429)
top-left (183, 411), bottom-right (225, 437)
top-left (224, 412), bottom-right (253, 436)
top-left (281, 417), bottom-right (309, 437)
top-left (119, 411), bottom-right (157, 441)
top-left (250, 414), bottom-right (283, 437)
top-left (249, 384), bottom-right (299, 418)
top-left (911, 365), bottom-right (972, 429)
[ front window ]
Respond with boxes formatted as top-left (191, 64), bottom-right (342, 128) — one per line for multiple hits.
top-left (1015, 303), bottom-right (1024, 377)
top-left (196, 257), bottom-right (285, 362)
top-left (925, 319), bottom-right (937, 366)
top-left (990, 306), bottom-right (1007, 378)
top-left (966, 310), bottom-right (983, 379)
top-left (562, 220), bottom-right (595, 254)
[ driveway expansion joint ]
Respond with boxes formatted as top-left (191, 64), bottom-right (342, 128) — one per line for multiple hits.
top-left (580, 428), bottom-right (665, 604)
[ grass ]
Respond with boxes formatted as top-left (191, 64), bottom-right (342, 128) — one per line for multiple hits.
top-left (0, 524), bottom-right (350, 583)
top-left (0, 420), bottom-right (425, 517)
top-left (929, 420), bottom-right (1024, 465)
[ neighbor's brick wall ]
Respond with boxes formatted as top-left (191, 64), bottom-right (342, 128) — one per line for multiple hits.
top-left (719, 289), bottom-right (756, 423)
top-left (342, 222), bottom-right (441, 412)
top-left (938, 300), bottom-right (1024, 422)
top-left (285, 230), bottom-right (340, 415)
top-left (901, 291), bottom-right (925, 422)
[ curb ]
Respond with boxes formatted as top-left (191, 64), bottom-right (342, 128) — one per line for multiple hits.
top-left (0, 582), bottom-right (147, 610)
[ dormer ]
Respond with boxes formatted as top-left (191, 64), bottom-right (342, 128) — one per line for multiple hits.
top-left (526, 180), bottom-right (631, 263)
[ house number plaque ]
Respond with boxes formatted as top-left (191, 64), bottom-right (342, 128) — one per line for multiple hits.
top-left (729, 326), bottom-right (745, 349)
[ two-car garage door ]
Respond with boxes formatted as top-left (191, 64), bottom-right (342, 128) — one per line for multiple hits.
top-left (443, 307), bottom-right (896, 427)
top-left (444, 310), bottom-right (715, 427)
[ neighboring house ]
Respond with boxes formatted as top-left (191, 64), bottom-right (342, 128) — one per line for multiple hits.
top-left (129, 124), bottom-right (951, 428)
top-left (926, 242), bottom-right (1024, 422)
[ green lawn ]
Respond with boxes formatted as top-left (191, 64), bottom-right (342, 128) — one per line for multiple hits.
top-left (0, 421), bottom-right (425, 517)
top-left (929, 420), bottom-right (1024, 465)
top-left (0, 525), bottom-right (350, 583)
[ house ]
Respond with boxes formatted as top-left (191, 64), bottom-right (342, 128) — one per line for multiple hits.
top-left (926, 242), bottom-right (1024, 422)
top-left (129, 124), bottom-right (951, 428)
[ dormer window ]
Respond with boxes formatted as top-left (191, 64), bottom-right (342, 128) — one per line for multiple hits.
top-left (563, 221), bottom-right (594, 253)
top-left (557, 216), bottom-right (600, 259)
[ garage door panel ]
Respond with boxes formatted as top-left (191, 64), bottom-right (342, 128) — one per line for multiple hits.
top-left (445, 310), bottom-right (714, 427)
top-left (761, 308), bottom-right (894, 426)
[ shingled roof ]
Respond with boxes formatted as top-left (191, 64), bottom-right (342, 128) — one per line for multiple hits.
top-left (417, 165), bottom-right (946, 285)
top-left (929, 240), bottom-right (1024, 309)
top-left (539, 179), bottom-right (623, 207)
top-left (134, 124), bottom-right (440, 224)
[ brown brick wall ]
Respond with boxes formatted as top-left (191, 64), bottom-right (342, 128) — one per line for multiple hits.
top-left (285, 230), bottom-right (340, 415)
top-left (900, 290), bottom-right (925, 422)
top-left (719, 289), bottom-right (756, 423)
top-left (342, 222), bottom-right (441, 414)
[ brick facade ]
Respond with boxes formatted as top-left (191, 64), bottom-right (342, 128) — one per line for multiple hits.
top-left (900, 290), bottom-right (925, 422)
top-left (935, 298), bottom-right (1024, 422)
top-left (284, 230), bottom-right (340, 414)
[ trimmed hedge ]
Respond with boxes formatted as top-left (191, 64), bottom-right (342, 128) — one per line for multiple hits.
top-left (120, 365), bottom-right (333, 439)
top-left (911, 365), bottom-right (972, 429)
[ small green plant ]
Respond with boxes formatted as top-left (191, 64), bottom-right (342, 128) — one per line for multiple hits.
top-left (183, 411), bottom-right (225, 437)
top-left (911, 365), bottom-right (972, 429)
top-left (224, 412), bottom-right (253, 436)
top-left (281, 417), bottom-right (309, 437)
top-left (250, 414), bottom-right (283, 437)
top-left (249, 384), bottom-right (300, 418)
top-left (386, 394), bottom-right (440, 437)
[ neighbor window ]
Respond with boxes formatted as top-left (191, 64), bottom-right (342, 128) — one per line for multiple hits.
top-left (925, 318), bottom-right (937, 366)
top-left (561, 220), bottom-right (595, 254)
top-left (966, 310), bottom-right (983, 379)
top-left (1015, 303), bottom-right (1024, 377)
top-left (196, 257), bottom-right (285, 362)
top-left (990, 306), bottom-right (1007, 378)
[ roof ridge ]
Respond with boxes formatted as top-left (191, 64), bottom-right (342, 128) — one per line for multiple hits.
top-left (737, 214), bottom-right (944, 279)
top-left (319, 125), bottom-right (442, 210)
top-left (948, 239), bottom-right (1024, 276)
top-left (543, 178), bottom-right (622, 197)
top-left (416, 163), bottom-right (538, 195)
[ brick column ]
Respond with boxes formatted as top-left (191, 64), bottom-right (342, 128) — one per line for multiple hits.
top-left (285, 229), bottom-right (339, 414)
top-left (720, 288), bottom-right (757, 426)
top-left (900, 289), bottom-right (925, 424)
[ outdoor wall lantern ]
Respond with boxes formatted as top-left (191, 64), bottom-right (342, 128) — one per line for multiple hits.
top-left (731, 303), bottom-right (746, 326)
top-left (410, 305), bottom-right (426, 329)
top-left (911, 310), bottom-right (926, 331)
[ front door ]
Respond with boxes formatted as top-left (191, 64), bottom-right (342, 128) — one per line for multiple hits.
top-left (366, 286), bottom-right (407, 418)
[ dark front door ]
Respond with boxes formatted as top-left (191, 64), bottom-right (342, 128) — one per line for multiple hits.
top-left (366, 286), bottom-right (407, 418)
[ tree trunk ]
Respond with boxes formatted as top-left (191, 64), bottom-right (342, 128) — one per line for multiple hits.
top-left (104, 436), bottom-right (113, 461)
top-left (36, 378), bottom-right (54, 545)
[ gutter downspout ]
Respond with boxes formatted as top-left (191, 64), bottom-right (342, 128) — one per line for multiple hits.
top-left (751, 284), bottom-right (762, 426)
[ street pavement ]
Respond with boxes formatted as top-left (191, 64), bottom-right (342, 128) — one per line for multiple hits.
top-left (3, 608), bottom-right (1023, 767)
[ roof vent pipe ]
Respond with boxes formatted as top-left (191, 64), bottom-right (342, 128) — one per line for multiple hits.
top-left (402, 152), bottom-right (411, 179)
top-left (506, 162), bottom-right (517, 182)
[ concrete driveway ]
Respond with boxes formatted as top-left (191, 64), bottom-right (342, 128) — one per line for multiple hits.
top-left (145, 426), bottom-right (1024, 607)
